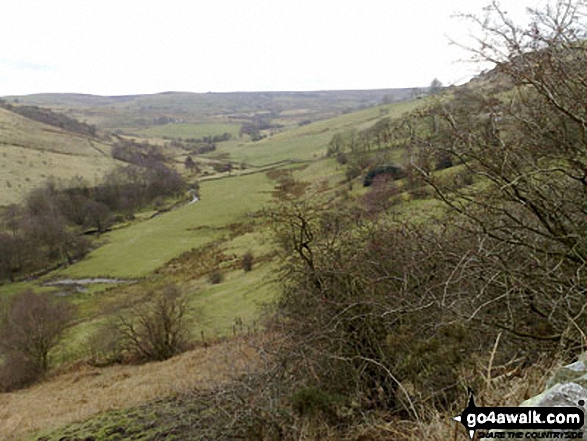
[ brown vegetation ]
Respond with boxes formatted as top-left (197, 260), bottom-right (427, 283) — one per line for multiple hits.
top-left (0, 337), bottom-right (261, 441)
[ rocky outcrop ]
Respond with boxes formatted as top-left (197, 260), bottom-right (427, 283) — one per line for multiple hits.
top-left (515, 356), bottom-right (587, 433)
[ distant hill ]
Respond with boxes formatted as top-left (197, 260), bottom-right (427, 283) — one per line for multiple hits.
top-left (3, 89), bottom-right (418, 133)
top-left (0, 88), bottom-right (421, 206)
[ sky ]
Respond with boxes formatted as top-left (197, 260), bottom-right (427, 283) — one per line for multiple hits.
top-left (0, 0), bottom-right (542, 96)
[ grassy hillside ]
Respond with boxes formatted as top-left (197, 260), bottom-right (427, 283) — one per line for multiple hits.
top-left (0, 338), bottom-right (260, 441)
top-left (215, 99), bottom-right (424, 166)
top-left (0, 107), bottom-right (118, 206)
top-left (52, 99), bottom-right (422, 279)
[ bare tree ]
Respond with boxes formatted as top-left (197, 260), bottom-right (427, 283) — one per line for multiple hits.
top-left (82, 199), bottom-right (112, 234)
top-left (117, 284), bottom-right (191, 361)
top-left (0, 290), bottom-right (73, 389)
top-left (262, 0), bottom-right (587, 424)
top-left (407, 0), bottom-right (587, 349)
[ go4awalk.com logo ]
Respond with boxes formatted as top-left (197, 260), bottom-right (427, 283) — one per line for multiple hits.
top-left (453, 389), bottom-right (584, 439)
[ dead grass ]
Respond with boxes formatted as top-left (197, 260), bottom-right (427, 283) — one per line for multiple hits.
top-left (340, 356), bottom-right (558, 441)
top-left (0, 336), bottom-right (261, 441)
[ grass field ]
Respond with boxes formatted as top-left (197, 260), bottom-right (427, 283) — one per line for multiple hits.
top-left (136, 122), bottom-right (241, 139)
top-left (57, 171), bottom-right (274, 279)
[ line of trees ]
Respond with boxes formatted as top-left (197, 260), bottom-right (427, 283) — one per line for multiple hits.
top-left (0, 100), bottom-right (97, 137)
top-left (239, 116), bottom-right (283, 141)
top-left (169, 139), bottom-right (217, 155)
top-left (111, 138), bottom-right (165, 165)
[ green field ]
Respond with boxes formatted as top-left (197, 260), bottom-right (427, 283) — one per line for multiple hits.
top-left (136, 122), bottom-right (241, 139)
top-left (57, 171), bottom-right (274, 279)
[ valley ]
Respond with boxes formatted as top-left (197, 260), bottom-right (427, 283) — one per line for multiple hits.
top-left (0, 4), bottom-right (585, 437)
top-left (0, 87), bottom-right (428, 440)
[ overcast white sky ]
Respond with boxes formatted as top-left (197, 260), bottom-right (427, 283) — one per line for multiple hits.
top-left (0, 0), bottom-right (542, 96)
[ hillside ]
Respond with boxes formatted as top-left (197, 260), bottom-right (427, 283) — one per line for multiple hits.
top-left (0, 107), bottom-right (118, 206)
top-left (0, 76), bottom-right (525, 440)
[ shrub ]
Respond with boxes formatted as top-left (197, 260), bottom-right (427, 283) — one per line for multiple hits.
top-left (209, 268), bottom-right (224, 284)
top-left (290, 387), bottom-right (344, 421)
top-left (241, 251), bottom-right (254, 272)
top-left (363, 165), bottom-right (404, 187)
top-left (86, 321), bottom-right (126, 366)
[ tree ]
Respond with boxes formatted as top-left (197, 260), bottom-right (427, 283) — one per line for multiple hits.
top-left (0, 234), bottom-right (18, 281)
top-left (361, 173), bottom-right (399, 216)
top-left (263, 0), bottom-right (587, 424)
top-left (117, 285), bottom-right (191, 361)
top-left (184, 155), bottom-right (197, 173)
top-left (409, 0), bottom-right (587, 350)
top-left (241, 251), bottom-right (254, 272)
top-left (0, 290), bottom-right (73, 389)
top-left (0, 234), bottom-right (32, 282)
top-left (82, 200), bottom-right (112, 234)
top-left (268, 201), bottom-right (472, 413)
top-left (429, 78), bottom-right (443, 94)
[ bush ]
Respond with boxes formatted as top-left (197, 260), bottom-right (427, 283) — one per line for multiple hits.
top-left (86, 321), bottom-right (126, 366)
top-left (209, 268), bottom-right (224, 284)
top-left (363, 165), bottom-right (404, 187)
top-left (290, 387), bottom-right (344, 421)
top-left (269, 202), bottom-right (483, 414)
top-left (241, 251), bottom-right (254, 272)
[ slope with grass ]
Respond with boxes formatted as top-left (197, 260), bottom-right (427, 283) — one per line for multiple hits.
top-left (50, 100), bottom-right (422, 279)
top-left (214, 99), bottom-right (424, 166)
top-left (0, 107), bottom-right (118, 206)
top-left (0, 337), bottom-right (260, 441)
top-left (57, 171), bottom-right (274, 279)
